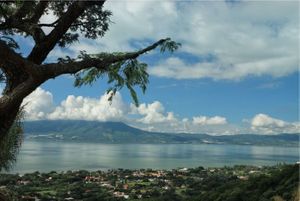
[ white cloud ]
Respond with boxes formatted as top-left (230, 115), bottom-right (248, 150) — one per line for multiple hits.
top-left (23, 88), bottom-right (128, 122)
top-left (130, 102), bottom-right (233, 134)
top-left (48, 92), bottom-right (127, 121)
top-left (22, 88), bottom-right (299, 135)
top-left (22, 88), bottom-right (232, 134)
top-left (250, 113), bottom-right (300, 134)
top-left (193, 115), bottom-right (227, 125)
top-left (51, 0), bottom-right (298, 80)
top-left (130, 101), bottom-right (177, 124)
top-left (23, 88), bottom-right (55, 120)
top-left (149, 55), bottom-right (297, 80)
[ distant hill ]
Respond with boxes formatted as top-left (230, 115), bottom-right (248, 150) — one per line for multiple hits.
top-left (24, 120), bottom-right (299, 146)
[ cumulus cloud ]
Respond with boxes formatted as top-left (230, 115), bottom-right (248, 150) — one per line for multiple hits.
top-left (48, 92), bottom-right (127, 121)
top-left (130, 101), bottom-right (177, 124)
top-left (250, 113), bottom-right (300, 134)
top-left (22, 88), bottom-right (299, 135)
top-left (23, 88), bottom-right (128, 122)
top-left (23, 88), bottom-right (178, 126)
top-left (22, 88), bottom-right (233, 134)
top-left (129, 102), bottom-right (232, 134)
top-left (129, 101), bottom-right (182, 133)
top-left (193, 115), bottom-right (227, 125)
top-left (23, 88), bottom-right (55, 120)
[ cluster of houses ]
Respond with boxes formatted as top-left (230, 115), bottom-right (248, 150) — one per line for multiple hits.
top-left (1, 164), bottom-right (274, 201)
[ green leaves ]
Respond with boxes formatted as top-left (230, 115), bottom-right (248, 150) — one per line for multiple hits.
top-left (0, 2), bottom-right (16, 20)
top-left (122, 59), bottom-right (148, 106)
top-left (74, 58), bottom-right (149, 107)
top-left (50, 1), bottom-right (112, 47)
top-left (73, 38), bottom-right (180, 106)
top-left (58, 33), bottom-right (79, 48)
top-left (160, 38), bottom-right (181, 53)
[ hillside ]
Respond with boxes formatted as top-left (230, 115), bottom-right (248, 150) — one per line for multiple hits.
top-left (24, 120), bottom-right (299, 146)
top-left (1, 164), bottom-right (299, 201)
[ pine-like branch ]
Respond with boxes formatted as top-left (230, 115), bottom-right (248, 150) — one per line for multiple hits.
top-left (40, 38), bottom-right (174, 80)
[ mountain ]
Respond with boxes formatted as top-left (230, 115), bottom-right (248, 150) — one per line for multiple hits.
top-left (23, 120), bottom-right (299, 146)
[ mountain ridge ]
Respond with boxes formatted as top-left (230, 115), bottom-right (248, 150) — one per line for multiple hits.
top-left (23, 120), bottom-right (299, 146)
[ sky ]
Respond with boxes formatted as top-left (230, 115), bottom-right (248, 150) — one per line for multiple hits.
top-left (2, 0), bottom-right (299, 135)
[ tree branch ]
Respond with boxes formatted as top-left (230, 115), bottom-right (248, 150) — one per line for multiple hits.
top-left (0, 40), bottom-right (40, 83)
top-left (109, 38), bottom-right (169, 62)
top-left (27, 0), bottom-right (105, 64)
top-left (13, 1), bottom-right (36, 19)
top-left (40, 38), bottom-right (168, 80)
top-left (0, 41), bottom-right (28, 72)
top-left (38, 19), bottom-right (59, 27)
top-left (28, 1), bottom-right (49, 24)
top-left (0, 1), bottom-right (46, 43)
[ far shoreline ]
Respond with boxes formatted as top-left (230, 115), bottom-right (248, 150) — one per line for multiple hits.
top-left (23, 138), bottom-right (300, 147)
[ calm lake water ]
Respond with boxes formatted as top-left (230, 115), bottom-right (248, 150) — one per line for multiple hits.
top-left (9, 141), bottom-right (299, 173)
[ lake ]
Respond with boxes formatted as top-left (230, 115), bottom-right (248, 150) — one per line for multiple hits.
top-left (9, 141), bottom-right (299, 173)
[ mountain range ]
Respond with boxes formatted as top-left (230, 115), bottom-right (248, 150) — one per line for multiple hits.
top-left (23, 120), bottom-right (299, 146)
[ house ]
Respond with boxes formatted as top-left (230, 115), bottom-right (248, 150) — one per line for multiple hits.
top-left (65, 197), bottom-right (74, 200)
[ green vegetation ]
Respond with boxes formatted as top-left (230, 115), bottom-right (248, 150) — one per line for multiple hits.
top-left (24, 120), bottom-right (299, 146)
top-left (0, 164), bottom-right (298, 201)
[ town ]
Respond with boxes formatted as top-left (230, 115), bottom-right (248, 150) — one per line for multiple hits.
top-left (0, 164), bottom-right (298, 201)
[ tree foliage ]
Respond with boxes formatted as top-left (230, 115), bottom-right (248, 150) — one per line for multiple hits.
top-left (73, 38), bottom-right (180, 106)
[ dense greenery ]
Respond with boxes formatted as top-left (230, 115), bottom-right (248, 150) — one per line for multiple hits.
top-left (24, 120), bottom-right (299, 146)
top-left (0, 164), bottom-right (298, 201)
top-left (186, 165), bottom-right (299, 201)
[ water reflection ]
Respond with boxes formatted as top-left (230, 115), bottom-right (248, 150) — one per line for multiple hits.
top-left (9, 141), bottom-right (299, 173)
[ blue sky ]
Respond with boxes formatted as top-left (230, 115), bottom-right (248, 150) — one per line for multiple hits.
top-left (40, 68), bottom-right (298, 124)
top-left (4, 0), bottom-right (299, 135)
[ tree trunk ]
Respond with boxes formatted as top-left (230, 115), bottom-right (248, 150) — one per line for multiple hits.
top-left (0, 76), bottom-right (41, 141)
top-left (0, 100), bottom-right (22, 142)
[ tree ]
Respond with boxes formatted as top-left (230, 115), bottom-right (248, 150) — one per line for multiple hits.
top-left (0, 0), bottom-right (180, 168)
